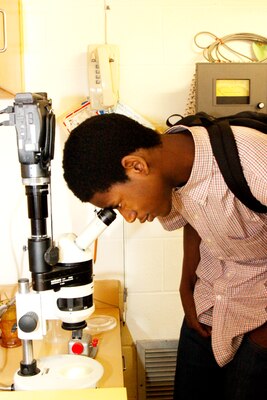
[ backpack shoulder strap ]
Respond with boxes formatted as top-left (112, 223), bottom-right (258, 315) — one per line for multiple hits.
top-left (219, 112), bottom-right (267, 134)
top-left (166, 112), bottom-right (215, 128)
top-left (207, 120), bottom-right (267, 213)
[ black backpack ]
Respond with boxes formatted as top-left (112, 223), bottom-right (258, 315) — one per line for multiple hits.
top-left (166, 111), bottom-right (267, 213)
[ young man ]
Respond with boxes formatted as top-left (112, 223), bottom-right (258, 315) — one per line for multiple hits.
top-left (63, 113), bottom-right (267, 400)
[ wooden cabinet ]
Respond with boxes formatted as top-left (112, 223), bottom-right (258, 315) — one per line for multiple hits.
top-left (0, 0), bottom-right (23, 94)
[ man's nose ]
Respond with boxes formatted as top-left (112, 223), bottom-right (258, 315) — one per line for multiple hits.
top-left (119, 208), bottom-right (137, 223)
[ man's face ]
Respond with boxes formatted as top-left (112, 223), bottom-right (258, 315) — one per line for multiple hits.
top-left (90, 171), bottom-right (173, 223)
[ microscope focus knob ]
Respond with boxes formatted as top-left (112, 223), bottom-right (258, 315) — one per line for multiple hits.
top-left (18, 312), bottom-right (38, 333)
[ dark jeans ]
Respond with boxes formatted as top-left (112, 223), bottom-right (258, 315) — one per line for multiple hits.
top-left (174, 318), bottom-right (267, 400)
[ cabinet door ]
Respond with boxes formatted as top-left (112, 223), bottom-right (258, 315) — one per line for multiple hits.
top-left (0, 0), bottom-right (23, 94)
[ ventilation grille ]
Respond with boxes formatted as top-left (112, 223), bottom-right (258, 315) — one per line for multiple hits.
top-left (136, 339), bottom-right (178, 400)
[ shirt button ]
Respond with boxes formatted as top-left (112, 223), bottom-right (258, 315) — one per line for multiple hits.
top-left (218, 256), bottom-right (223, 260)
top-left (226, 269), bottom-right (235, 278)
top-left (207, 237), bottom-right (212, 243)
top-left (216, 295), bottom-right (222, 301)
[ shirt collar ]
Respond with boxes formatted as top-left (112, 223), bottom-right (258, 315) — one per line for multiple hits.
top-left (171, 125), bottom-right (214, 205)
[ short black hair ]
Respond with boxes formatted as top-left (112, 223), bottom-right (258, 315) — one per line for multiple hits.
top-left (62, 113), bottom-right (162, 202)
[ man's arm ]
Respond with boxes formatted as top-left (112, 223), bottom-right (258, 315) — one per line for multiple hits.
top-left (179, 223), bottom-right (211, 337)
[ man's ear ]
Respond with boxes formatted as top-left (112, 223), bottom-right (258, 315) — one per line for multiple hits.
top-left (121, 155), bottom-right (149, 176)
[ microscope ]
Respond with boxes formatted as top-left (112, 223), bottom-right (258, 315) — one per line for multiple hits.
top-left (2, 92), bottom-right (116, 390)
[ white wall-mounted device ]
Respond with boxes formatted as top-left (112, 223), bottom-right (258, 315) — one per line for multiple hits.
top-left (88, 44), bottom-right (119, 110)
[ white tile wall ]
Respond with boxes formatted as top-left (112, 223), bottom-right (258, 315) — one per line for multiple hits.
top-left (1, 0), bottom-right (267, 342)
top-left (126, 291), bottom-right (184, 341)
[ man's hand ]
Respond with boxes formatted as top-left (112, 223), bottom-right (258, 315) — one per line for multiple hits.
top-left (180, 223), bottom-right (211, 338)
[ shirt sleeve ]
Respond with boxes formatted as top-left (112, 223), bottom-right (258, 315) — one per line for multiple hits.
top-left (233, 126), bottom-right (267, 206)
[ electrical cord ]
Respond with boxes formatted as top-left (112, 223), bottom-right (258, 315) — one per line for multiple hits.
top-left (0, 105), bottom-right (13, 114)
top-left (0, 121), bottom-right (12, 126)
top-left (194, 32), bottom-right (267, 62)
top-left (0, 105), bottom-right (13, 126)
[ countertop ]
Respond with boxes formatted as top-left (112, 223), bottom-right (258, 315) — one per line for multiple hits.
top-left (0, 308), bottom-right (123, 394)
top-left (0, 388), bottom-right (127, 400)
top-left (0, 307), bottom-right (125, 396)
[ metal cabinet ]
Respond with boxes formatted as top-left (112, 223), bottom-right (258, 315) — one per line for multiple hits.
top-left (196, 62), bottom-right (267, 117)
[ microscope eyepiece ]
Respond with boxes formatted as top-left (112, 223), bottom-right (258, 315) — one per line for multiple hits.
top-left (97, 208), bottom-right (116, 225)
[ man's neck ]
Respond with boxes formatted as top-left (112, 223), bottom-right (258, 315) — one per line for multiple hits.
top-left (161, 131), bottom-right (195, 188)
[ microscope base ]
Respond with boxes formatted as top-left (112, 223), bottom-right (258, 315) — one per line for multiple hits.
top-left (13, 354), bottom-right (103, 390)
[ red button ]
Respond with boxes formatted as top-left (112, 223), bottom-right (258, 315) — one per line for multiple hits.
top-left (72, 342), bottom-right (84, 354)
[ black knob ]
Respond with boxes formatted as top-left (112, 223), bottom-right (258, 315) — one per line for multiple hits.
top-left (18, 312), bottom-right (38, 333)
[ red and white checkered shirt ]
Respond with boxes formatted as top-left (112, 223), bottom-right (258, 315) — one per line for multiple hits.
top-left (159, 125), bottom-right (267, 367)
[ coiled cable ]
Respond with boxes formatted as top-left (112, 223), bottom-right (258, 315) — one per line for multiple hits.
top-left (194, 32), bottom-right (267, 62)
